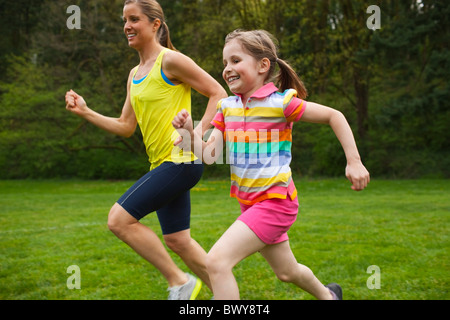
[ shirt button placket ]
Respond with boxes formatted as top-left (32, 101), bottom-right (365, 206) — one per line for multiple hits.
top-left (244, 98), bottom-right (251, 131)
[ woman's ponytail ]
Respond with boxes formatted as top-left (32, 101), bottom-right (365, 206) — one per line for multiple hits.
top-left (124, 0), bottom-right (176, 50)
top-left (158, 21), bottom-right (176, 51)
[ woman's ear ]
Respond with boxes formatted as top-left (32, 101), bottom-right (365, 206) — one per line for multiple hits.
top-left (258, 57), bottom-right (271, 75)
top-left (152, 18), bottom-right (162, 32)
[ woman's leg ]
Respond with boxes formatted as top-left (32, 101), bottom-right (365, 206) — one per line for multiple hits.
top-left (259, 241), bottom-right (333, 300)
top-left (156, 170), bottom-right (211, 290)
top-left (206, 220), bottom-right (266, 300)
top-left (108, 203), bottom-right (188, 287)
top-left (164, 229), bottom-right (211, 290)
top-left (110, 162), bottom-right (208, 290)
top-left (108, 163), bottom-right (210, 287)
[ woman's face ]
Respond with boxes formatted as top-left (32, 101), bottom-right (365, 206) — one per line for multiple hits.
top-left (123, 3), bottom-right (159, 49)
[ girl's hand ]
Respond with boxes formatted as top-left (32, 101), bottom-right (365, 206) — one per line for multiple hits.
top-left (172, 109), bottom-right (194, 148)
top-left (345, 161), bottom-right (370, 191)
top-left (65, 90), bottom-right (88, 117)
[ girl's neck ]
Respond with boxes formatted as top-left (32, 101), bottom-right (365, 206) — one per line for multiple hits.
top-left (240, 83), bottom-right (265, 106)
top-left (241, 94), bottom-right (251, 106)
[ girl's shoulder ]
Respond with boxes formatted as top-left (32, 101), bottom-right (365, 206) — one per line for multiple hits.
top-left (273, 88), bottom-right (302, 107)
top-left (274, 88), bottom-right (298, 98)
top-left (220, 95), bottom-right (241, 108)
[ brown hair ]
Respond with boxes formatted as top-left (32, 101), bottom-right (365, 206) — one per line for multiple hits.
top-left (225, 29), bottom-right (307, 99)
top-left (124, 0), bottom-right (176, 50)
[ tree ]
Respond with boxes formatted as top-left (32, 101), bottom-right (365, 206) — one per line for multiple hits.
top-left (0, 0), bottom-right (45, 82)
top-left (366, 0), bottom-right (450, 177)
top-left (1, 0), bottom-right (448, 178)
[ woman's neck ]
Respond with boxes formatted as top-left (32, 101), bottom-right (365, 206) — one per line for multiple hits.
top-left (138, 42), bottom-right (164, 66)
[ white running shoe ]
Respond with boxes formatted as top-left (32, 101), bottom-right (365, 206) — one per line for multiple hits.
top-left (167, 273), bottom-right (202, 300)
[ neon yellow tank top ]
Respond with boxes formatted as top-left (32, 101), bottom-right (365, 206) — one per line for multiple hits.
top-left (130, 48), bottom-right (196, 170)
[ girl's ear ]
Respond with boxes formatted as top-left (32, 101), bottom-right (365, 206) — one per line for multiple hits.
top-left (258, 57), bottom-right (271, 75)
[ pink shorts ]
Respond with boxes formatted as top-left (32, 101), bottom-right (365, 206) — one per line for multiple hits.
top-left (237, 196), bottom-right (299, 245)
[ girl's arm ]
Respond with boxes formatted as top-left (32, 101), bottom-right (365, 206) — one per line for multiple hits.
top-left (301, 102), bottom-right (370, 191)
top-left (65, 68), bottom-right (137, 138)
top-left (163, 50), bottom-right (228, 137)
top-left (172, 109), bottom-right (223, 165)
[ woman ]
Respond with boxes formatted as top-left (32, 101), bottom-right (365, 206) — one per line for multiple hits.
top-left (65, 0), bottom-right (227, 299)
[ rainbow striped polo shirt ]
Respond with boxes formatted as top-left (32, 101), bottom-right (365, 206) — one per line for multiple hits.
top-left (211, 82), bottom-right (307, 205)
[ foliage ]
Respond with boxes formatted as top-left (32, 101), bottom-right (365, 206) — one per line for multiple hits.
top-left (0, 0), bottom-right (449, 179)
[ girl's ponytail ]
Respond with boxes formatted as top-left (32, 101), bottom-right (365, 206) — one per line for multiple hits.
top-left (276, 58), bottom-right (307, 99)
top-left (225, 29), bottom-right (307, 99)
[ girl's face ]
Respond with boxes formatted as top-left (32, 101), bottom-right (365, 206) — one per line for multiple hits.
top-left (123, 4), bottom-right (159, 49)
top-left (222, 39), bottom-right (267, 100)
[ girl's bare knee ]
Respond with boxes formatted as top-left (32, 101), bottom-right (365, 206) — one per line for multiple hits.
top-left (275, 268), bottom-right (296, 283)
top-left (275, 264), bottom-right (313, 284)
top-left (206, 250), bottom-right (230, 276)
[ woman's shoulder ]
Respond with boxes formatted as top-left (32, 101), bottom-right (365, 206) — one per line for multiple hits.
top-left (126, 66), bottom-right (139, 88)
top-left (162, 49), bottom-right (193, 69)
top-left (128, 66), bottom-right (139, 77)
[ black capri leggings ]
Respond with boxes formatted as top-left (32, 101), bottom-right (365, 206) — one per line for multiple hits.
top-left (117, 162), bottom-right (204, 235)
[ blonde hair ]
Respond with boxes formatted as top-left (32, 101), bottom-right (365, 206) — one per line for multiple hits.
top-left (225, 29), bottom-right (307, 99)
top-left (124, 0), bottom-right (176, 50)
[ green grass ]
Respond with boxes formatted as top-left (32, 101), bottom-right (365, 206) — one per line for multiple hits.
top-left (0, 178), bottom-right (448, 300)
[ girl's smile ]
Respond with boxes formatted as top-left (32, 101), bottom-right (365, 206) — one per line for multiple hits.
top-left (222, 39), bottom-right (269, 102)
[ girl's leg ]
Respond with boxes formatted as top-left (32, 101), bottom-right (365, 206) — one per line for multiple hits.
top-left (108, 203), bottom-right (188, 287)
top-left (259, 241), bottom-right (333, 300)
top-left (206, 220), bottom-right (266, 300)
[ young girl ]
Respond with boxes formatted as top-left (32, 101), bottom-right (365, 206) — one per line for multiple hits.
top-left (172, 29), bottom-right (370, 300)
top-left (65, 0), bottom-right (227, 299)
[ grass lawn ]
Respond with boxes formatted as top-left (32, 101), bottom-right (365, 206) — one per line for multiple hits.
top-left (0, 178), bottom-right (448, 300)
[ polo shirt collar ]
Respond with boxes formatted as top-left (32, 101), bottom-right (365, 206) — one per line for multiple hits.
top-left (234, 82), bottom-right (279, 100)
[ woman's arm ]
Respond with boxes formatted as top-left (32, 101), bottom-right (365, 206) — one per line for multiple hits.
top-left (301, 102), bottom-right (370, 191)
top-left (163, 51), bottom-right (228, 137)
top-left (65, 68), bottom-right (137, 138)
